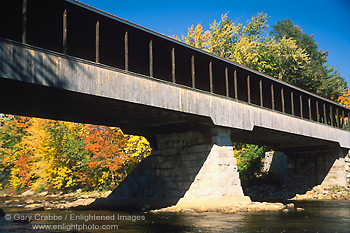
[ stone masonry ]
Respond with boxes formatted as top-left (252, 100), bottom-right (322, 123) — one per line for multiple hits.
top-left (263, 149), bottom-right (350, 190)
top-left (93, 128), bottom-right (250, 210)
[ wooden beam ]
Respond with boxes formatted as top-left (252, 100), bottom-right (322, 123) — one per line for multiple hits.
top-left (308, 97), bottom-right (312, 120)
top-left (95, 20), bottom-right (99, 63)
top-left (63, 8), bottom-right (67, 54)
top-left (259, 79), bottom-right (263, 107)
top-left (247, 75), bottom-right (251, 103)
top-left (191, 55), bottom-right (195, 88)
top-left (316, 101), bottom-right (320, 122)
top-left (291, 91), bottom-right (294, 116)
top-left (342, 110), bottom-right (345, 128)
top-left (124, 31), bottom-right (128, 71)
top-left (336, 108), bottom-right (339, 127)
top-left (271, 84), bottom-right (275, 110)
top-left (225, 67), bottom-right (229, 97)
top-left (171, 47), bottom-right (175, 83)
top-left (209, 61), bottom-right (213, 93)
top-left (234, 70), bottom-right (238, 99)
top-left (300, 94), bottom-right (303, 118)
top-left (149, 40), bottom-right (153, 77)
top-left (330, 106), bottom-right (333, 126)
top-left (323, 103), bottom-right (327, 124)
top-left (22, 0), bottom-right (27, 44)
top-left (281, 88), bottom-right (285, 113)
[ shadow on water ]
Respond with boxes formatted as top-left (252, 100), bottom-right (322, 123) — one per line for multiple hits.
top-left (1, 199), bottom-right (350, 232)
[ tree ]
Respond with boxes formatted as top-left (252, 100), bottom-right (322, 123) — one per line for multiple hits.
top-left (0, 115), bottom-right (32, 191)
top-left (271, 19), bottom-right (347, 99)
top-left (84, 125), bottom-right (128, 189)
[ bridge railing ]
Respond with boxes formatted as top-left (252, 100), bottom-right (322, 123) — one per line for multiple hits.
top-left (1, 0), bottom-right (349, 130)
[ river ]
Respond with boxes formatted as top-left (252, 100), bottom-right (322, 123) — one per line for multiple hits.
top-left (1, 199), bottom-right (350, 232)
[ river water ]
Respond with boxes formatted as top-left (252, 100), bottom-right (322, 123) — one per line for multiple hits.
top-left (1, 199), bottom-right (350, 232)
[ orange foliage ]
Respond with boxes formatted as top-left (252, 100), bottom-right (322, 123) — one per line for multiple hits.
top-left (338, 87), bottom-right (350, 108)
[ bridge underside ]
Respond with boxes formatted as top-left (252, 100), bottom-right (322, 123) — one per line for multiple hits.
top-left (0, 77), bottom-right (340, 152)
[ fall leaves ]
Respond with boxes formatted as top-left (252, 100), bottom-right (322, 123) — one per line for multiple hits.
top-left (0, 115), bottom-right (151, 193)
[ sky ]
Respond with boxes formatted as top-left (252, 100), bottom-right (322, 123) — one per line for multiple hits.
top-left (80, 0), bottom-right (350, 86)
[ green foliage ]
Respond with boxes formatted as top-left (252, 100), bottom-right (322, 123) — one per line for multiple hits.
top-left (271, 19), bottom-right (347, 100)
top-left (234, 144), bottom-right (269, 184)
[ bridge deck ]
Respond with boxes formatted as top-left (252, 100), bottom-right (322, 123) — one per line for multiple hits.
top-left (0, 40), bottom-right (349, 150)
top-left (1, 0), bottom-right (349, 134)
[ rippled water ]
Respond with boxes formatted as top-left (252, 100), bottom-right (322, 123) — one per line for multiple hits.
top-left (1, 199), bottom-right (350, 232)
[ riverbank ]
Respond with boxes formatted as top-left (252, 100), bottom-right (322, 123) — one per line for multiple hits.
top-left (1, 185), bottom-right (349, 213)
top-left (0, 190), bottom-right (112, 210)
top-left (244, 184), bottom-right (350, 201)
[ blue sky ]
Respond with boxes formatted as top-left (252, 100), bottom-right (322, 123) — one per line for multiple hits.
top-left (80, 0), bottom-right (350, 87)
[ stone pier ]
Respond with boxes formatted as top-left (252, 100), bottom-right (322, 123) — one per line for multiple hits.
top-left (92, 128), bottom-right (250, 210)
top-left (263, 149), bottom-right (350, 190)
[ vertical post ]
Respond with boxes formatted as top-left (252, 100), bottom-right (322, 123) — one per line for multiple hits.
top-left (291, 91), bottom-right (294, 116)
top-left (124, 31), bottom-right (128, 71)
top-left (316, 101), bottom-right (320, 122)
top-left (271, 84), bottom-right (275, 110)
top-left (281, 88), bottom-right (285, 113)
top-left (191, 55), bottom-right (195, 88)
top-left (348, 111), bottom-right (350, 129)
top-left (149, 40), bottom-right (153, 77)
top-left (63, 8), bottom-right (67, 54)
top-left (171, 47), bottom-right (175, 83)
top-left (342, 110), bottom-right (345, 128)
top-left (336, 108), bottom-right (339, 127)
top-left (234, 70), bottom-right (238, 100)
top-left (247, 75), bottom-right (251, 104)
top-left (259, 79), bottom-right (263, 107)
top-left (323, 103), bottom-right (327, 124)
top-left (22, 0), bottom-right (27, 44)
top-left (209, 61), bottom-right (213, 93)
top-left (330, 106), bottom-right (333, 126)
top-left (95, 20), bottom-right (100, 63)
top-left (300, 94), bottom-right (303, 118)
top-left (308, 98), bottom-right (312, 120)
top-left (225, 67), bottom-right (229, 97)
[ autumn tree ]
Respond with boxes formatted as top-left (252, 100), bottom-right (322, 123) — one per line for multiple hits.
top-left (84, 125), bottom-right (128, 189)
top-left (271, 19), bottom-right (347, 99)
top-left (0, 115), bottom-right (32, 191)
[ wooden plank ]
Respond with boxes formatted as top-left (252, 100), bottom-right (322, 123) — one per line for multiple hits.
top-left (271, 84), bottom-right (275, 110)
top-left (330, 106), bottom-right (333, 126)
top-left (124, 31), bottom-right (128, 71)
top-left (259, 79), bottom-right (263, 107)
top-left (291, 91), bottom-right (294, 116)
top-left (22, 0), bottom-right (27, 44)
top-left (323, 103), bottom-right (327, 124)
top-left (171, 47), bottom-right (175, 83)
top-left (191, 55), bottom-right (195, 88)
top-left (281, 88), bottom-right (285, 113)
top-left (149, 40), bottom-right (153, 77)
top-left (336, 108), bottom-right (339, 127)
top-left (316, 101), bottom-right (320, 122)
top-left (95, 20), bottom-right (99, 63)
top-left (308, 97), bottom-right (311, 120)
top-left (209, 61), bottom-right (213, 93)
top-left (300, 94), bottom-right (303, 118)
top-left (63, 9), bottom-right (67, 54)
top-left (247, 75), bottom-right (251, 103)
top-left (234, 70), bottom-right (237, 99)
top-left (225, 67), bottom-right (229, 97)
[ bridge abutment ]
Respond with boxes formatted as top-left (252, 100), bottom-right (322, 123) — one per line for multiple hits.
top-left (264, 149), bottom-right (350, 191)
top-left (92, 128), bottom-right (250, 210)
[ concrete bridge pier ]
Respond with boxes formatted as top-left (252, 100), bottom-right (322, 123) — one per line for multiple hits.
top-left (92, 127), bottom-right (250, 210)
